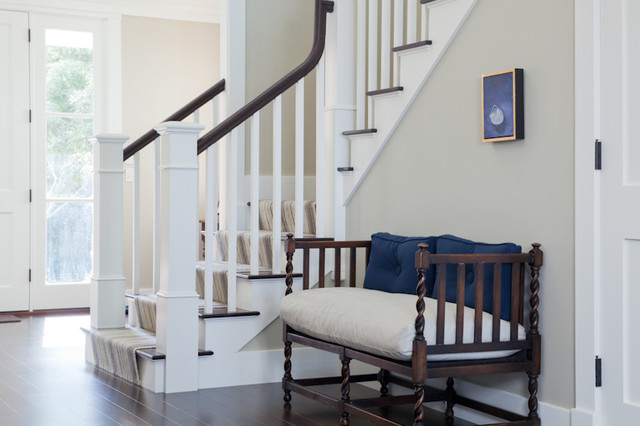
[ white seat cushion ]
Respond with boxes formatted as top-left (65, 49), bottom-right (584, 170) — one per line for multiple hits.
top-left (280, 287), bottom-right (525, 362)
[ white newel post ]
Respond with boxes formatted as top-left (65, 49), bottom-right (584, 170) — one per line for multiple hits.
top-left (154, 121), bottom-right (204, 393)
top-left (90, 134), bottom-right (128, 330)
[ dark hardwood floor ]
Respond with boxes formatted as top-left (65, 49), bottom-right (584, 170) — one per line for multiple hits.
top-left (0, 313), bottom-right (473, 425)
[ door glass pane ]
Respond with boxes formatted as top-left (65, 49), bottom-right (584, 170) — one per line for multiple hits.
top-left (46, 202), bottom-right (93, 284)
top-left (46, 117), bottom-right (93, 199)
top-left (44, 28), bottom-right (95, 286)
top-left (45, 29), bottom-right (93, 114)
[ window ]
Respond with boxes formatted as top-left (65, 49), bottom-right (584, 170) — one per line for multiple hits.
top-left (44, 29), bottom-right (94, 284)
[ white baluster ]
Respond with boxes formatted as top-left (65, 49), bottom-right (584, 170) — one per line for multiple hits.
top-left (228, 127), bottom-right (238, 312)
top-left (193, 108), bottom-right (200, 124)
top-left (356, 0), bottom-right (367, 129)
top-left (250, 112), bottom-right (260, 275)
top-left (90, 134), bottom-right (128, 330)
top-left (272, 95), bottom-right (282, 273)
top-left (421, 2), bottom-right (428, 41)
top-left (393, 0), bottom-right (405, 87)
top-left (132, 152), bottom-right (141, 295)
top-left (368, 0), bottom-right (379, 126)
top-left (315, 56), bottom-right (325, 238)
top-left (381, 0), bottom-right (392, 89)
top-left (153, 141), bottom-right (160, 294)
top-left (295, 79), bottom-right (304, 238)
top-left (204, 98), bottom-right (219, 314)
top-left (407, 0), bottom-right (418, 44)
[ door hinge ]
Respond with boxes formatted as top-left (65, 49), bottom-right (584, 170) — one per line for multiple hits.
top-left (29, 189), bottom-right (32, 202)
top-left (595, 356), bottom-right (602, 387)
top-left (28, 29), bottom-right (31, 42)
top-left (595, 139), bottom-right (602, 170)
top-left (29, 110), bottom-right (32, 123)
top-left (28, 269), bottom-right (31, 282)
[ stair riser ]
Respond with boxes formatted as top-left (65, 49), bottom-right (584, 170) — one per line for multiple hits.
top-left (345, 0), bottom-right (478, 204)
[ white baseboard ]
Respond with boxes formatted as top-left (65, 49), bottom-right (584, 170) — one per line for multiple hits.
top-left (197, 347), bottom-right (378, 389)
top-left (571, 407), bottom-right (599, 426)
top-left (444, 379), bottom-right (571, 426)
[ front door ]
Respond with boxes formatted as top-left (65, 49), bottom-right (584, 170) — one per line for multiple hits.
top-left (0, 11), bottom-right (30, 312)
top-left (600, 0), bottom-right (640, 423)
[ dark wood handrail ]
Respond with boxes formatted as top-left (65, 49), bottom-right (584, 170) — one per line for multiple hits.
top-left (123, 78), bottom-right (226, 161)
top-left (196, 0), bottom-right (334, 155)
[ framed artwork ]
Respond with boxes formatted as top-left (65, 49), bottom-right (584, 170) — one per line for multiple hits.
top-left (482, 68), bottom-right (524, 142)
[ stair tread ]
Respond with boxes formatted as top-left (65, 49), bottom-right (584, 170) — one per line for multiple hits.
top-left (236, 270), bottom-right (303, 280)
top-left (392, 40), bottom-right (433, 53)
top-left (366, 86), bottom-right (403, 97)
top-left (342, 129), bottom-right (377, 136)
top-left (137, 348), bottom-right (214, 360)
top-left (199, 306), bottom-right (260, 319)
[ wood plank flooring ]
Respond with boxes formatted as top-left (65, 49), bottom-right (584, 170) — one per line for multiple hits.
top-left (0, 313), bottom-right (474, 425)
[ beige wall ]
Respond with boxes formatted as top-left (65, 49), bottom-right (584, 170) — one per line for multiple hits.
top-left (121, 15), bottom-right (220, 290)
top-left (245, 0), bottom-right (317, 177)
top-left (346, 0), bottom-right (575, 409)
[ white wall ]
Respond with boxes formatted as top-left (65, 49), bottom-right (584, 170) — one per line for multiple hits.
top-left (121, 15), bottom-right (220, 290)
top-left (346, 0), bottom-right (575, 410)
top-left (245, 0), bottom-right (317, 177)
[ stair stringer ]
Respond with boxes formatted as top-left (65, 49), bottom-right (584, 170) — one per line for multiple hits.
top-left (343, 0), bottom-right (478, 205)
top-left (198, 276), bottom-right (302, 356)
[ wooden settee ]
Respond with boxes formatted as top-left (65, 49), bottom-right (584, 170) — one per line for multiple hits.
top-left (281, 233), bottom-right (542, 426)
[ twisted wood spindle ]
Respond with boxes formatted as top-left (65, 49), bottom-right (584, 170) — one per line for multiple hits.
top-left (340, 357), bottom-right (351, 425)
top-left (285, 234), bottom-right (295, 296)
top-left (528, 243), bottom-right (543, 335)
top-left (413, 385), bottom-right (424, 426)
top-left (528, 373), bottom-right (540, 423)
top-left (283, 341), bottom-right (292, 402)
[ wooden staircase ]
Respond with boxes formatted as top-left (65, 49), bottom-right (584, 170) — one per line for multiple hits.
top-left (85, 0), bottom-right (478, 394)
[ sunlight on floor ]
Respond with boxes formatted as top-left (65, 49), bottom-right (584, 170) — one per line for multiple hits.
top-left (41, 315), bottom-right (90, 348)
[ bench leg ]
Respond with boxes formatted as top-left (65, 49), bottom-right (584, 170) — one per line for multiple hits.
top-left (378, 368), bottom-right (390, 396)
top-left (283, 340), bottom-right (292, 402)
top-left (528, 373), bottom-right (540, 426)
top-left (413, 385), bottom-right (424, 426)
top-left (340, 357), bottom-right (351, 426)
top-left (445, 377), bottom-right (456, 422)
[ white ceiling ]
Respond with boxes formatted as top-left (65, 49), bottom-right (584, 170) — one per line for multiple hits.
top-left (0, 0), bottom-right (221, 23)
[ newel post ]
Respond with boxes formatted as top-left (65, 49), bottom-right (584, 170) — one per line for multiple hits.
top-left (90, 134), bottom-right (128, 330)
top-left (154, 121), bottom-right (204, 393)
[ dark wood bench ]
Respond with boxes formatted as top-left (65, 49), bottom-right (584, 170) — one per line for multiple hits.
top-left (281, 234), bottom-right (542, 426)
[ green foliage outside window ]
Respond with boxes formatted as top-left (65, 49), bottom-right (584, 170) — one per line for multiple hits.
top-left (45, 42), bottom-right (95, 284)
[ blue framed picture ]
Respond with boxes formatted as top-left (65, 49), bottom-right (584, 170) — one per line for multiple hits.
top-left (482, 68), bottom-right (524, 142)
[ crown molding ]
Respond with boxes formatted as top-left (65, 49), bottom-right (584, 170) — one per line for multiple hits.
top-left (0, 0), bottom-right (220, 23)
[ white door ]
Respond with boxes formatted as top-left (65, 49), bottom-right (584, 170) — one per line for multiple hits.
top-left (600, 0), bottom-right (640, 423)
top-left (0, 11), bottom-right (30, 312)
top-left (29, 15), bottom-right (104, 310)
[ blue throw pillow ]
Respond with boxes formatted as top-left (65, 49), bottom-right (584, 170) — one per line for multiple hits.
top-left (431, 234), bottom-right (521, 321)
top-left (363, 233), bottom-right (437, 295)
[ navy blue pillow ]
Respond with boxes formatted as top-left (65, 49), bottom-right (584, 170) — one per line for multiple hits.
top-left (363, 233), bottom-right (437, 295)
top-left (431, 235), bottom-right (521, 321)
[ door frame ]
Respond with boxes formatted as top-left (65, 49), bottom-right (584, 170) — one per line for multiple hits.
top-left (574, 0), bottom-right (602, 424)
top-left (28, 10), bottom-right (121, 311)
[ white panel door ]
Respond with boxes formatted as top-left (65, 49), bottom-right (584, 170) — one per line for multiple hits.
top-left (600, 0), bottom-right (640, 423)
top-left (0, 11), bottom-right (30, 312)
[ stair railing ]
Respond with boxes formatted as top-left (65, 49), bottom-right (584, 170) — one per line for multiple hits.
top-left (124, 79), bottom-right (225, 296)
top-left (356, 0), bottom-right (435, 129)
top-left (95, 0), bottom-right (333, 319)
top-left (198, 0), bottom-right (334, 312)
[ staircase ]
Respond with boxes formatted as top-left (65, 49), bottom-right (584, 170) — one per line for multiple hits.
top-left (85, 0), bottom-right (478, 394)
